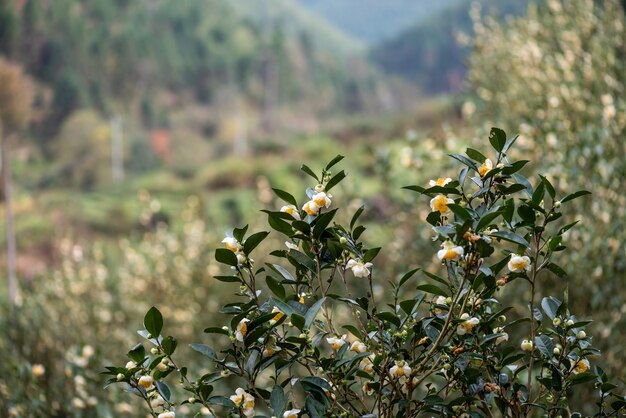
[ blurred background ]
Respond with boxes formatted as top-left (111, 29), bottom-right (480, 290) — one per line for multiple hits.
top-left (0, 0), bottom-right (624, 416)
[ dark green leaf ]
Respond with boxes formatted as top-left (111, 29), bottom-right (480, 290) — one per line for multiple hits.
top-left (273, 188), bottom-right (297, 206)
top-left (190, 344), bottom-right (217, 360)
top-left (208, 396), bottom-right (236, 407)
top-left (144, 307), bottom-right (163, 337)
top-left (416, 284), bottom-right (448, 297)
top-left (204, 327), bottom-right (229, 335)
top-left (448, 204), bottom-right (471, 221)
top-left (489, 127), bottom-right (507, 152)
top-left (313, 209), bottom-right (337, 238)
top-left (325, 170), bottom-right (346, 192)
top-left (271, 385), bottom-right (287, 416)
top-left (466, 147), bottom-right (487, 162)
top-left (266, 276), bottom-right (286, 300)
top-left (546, 262), bottom-right (567, 278)
top-left (215, 248), bottom-right (238, 266)
top-left (449, 153), bottom-right (478, 170)
top-left (560, 190), bottom-right (591, 204)
top-left (161, 336), bottom-right (177, 356)
top-left (362, 247), bottom-right (381, 263)
top-left (243, 231), bottom-right (270, 254)
top-left (155, 381), bottom-right (171, 401)
top-left (305, 297), bottom-right (326, 329)
top-left (325, 154), bottom-right (345, 171)
top-left (301, 164), bottom-right (319, 181)
top-left (490, 231), bottom-right (529, 247)
top-left (128, 344), bottom-right (145, 363)
top-left (376, 312), bottom-right (401, 327)
top-left (476, 209), bottom-right (502, 231)
top-left (535, 335), bottom-right (554, 358)
top-left (350, 206), bottom-right (365, 230)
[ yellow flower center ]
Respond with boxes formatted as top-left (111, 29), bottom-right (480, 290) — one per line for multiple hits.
top-left (225, 242), bottom-right (238, 252)
top-left (478, 164), bottom-right (491, 177)
top-left (239, 322), bottom-right (247, 336)
top-left (443, 249), bottom-right (459, 260)
top-left (273, 311), bottom-right (284, 322)
top-left (433, 195), bottom-right (450, 213)
top-left (510, 259), bottom-right (527, 270)
top-left (574, 360), bottom-right (589, 374)
top-left (435, 178), bottom-right (447, 186)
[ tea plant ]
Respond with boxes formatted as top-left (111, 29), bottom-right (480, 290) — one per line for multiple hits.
top-left (106, 128), bottom-right (625, 417)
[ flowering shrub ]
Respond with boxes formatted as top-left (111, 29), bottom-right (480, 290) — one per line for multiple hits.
top-left (106, 129), bottom-right (625, 417)
top-left (463, 0), bottom-right (626, 377)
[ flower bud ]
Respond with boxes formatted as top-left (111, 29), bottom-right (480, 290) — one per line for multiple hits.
top-left (577, 330), bottom-right (586, 339)
top-left (520, 339), bottom-right (534, 352)
top-left (151, 348), bottom-right (160, 355)
top-left (116, 373), bottom-right (125, 381)
top-left (566, 319), bottom-right (574, 327)
top-left (314, 184), bottom-right (325, 192)
top-left (555, 201), bottom-right (561, 208)
top-left (553, 347), bottom-right (561, 356)
top-left (188, 397), bottom-right (196, 404)
top-left (157, 361), bottom-right (169, 372)
top-left (220, 370), bottom-right (230, 377)
top-left (222, 326), bottom-right (229, 331)
top-left (239, 285), bottom-right (247, 293)
top-left (339, 237), bottom-right (348, 244)
top-left (498, 315), bottom-right (507, 323)
top-left (553, 317), bottom-right (562, 326)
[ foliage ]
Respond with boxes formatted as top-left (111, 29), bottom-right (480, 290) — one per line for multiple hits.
top-left (0, 57), bottom-right (33, 131)
top-left (0, 195), bottom-right (224, 417)
top-left (107, 130), bottom-right (625, 417)
top-left (464, 0), bottom-right (626, 379)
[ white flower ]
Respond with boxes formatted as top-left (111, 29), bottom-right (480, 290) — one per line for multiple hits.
top-left (158, 412), bottom-right (175, 418)
top-left (437, 241), bottom-right (464, 261)
top-left (236, 252), bottom-right (247, 265)
top-left (270, 307), bottom-right (285, 324)
top-left (125, 361), bottom-right (137, 369)
top-left (262, 343), bottom-right (282, 358)
top-left (429, 177), bottom-right (452, 187)
top-left (572, 358), bottom-right (590, 374)
top-left (326, 334), bottom-right (347, 350)
top-left (280, 205), bottom-right (301, 220)
top-left (389, 360), bottom-right (411, 379)
top-left (302, 200), bottom-right (320, 216)
top-left (360, 354), bottom-right (375, 374)
top-left (346, 259), bottom-right (373, 278)
top-left (478, 159), bottom-right (493, 177)
top-left (236, 318), bottom-right (250, 342)
top-left (71, 398), bottom-right (85, 409)
top-left (230, 388), bottom-right (255, 416)
top-left (285, 241), bottom-right (298, 250)
top-left (456, 313), bottom-right (480, 335)
top-left (508, 254), bottom-right (531, 272)
top-left (222, 236), bottom-right (241, 252)
top-left (363, 382), bottom-right (375, 396)
top-left (283, 409), bottom-right (301, 418)
top-left (350, 340), bottom-right (367, 353)
top-left (150, 394), bottom-right (166, 408)
top-left (430, 194), bottom-right (454, 214)
top-left (312, 192), bottom-right (332, 209)
top-left (492, 327), bottom-right (509, 345)
top-left (138, 375), bottom-right (154, 390)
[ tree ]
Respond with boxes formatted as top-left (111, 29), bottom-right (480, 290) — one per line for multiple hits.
top-left (0, 56), bottom-right (34, 307)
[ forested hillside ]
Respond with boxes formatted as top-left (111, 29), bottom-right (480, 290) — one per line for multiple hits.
top-left (297, 0), bottom-right (462, 44)
top-left (370, 0), bottom-right (530, 93)
top-left (0, 0), bottom-right (387, 154)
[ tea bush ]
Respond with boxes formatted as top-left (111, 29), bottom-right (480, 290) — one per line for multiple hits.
top-left (107, 129), bottom-right (625, 417)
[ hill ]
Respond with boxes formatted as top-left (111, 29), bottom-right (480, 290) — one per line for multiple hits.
top-left (296, 0), bottom-right (462, 44)
top-left (370, 0), bottom-right (531, 94)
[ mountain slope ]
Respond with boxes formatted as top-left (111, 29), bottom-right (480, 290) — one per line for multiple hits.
top-left (296, 0), bottom-right (462, 44)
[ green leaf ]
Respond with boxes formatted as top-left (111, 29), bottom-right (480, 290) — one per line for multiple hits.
top-left (362, 247), bottom-right (381, 263)
top-left (161, 336), bottom-right (177, 356)
top-left (501, 160), bottom-right (529, 175)
top-left (569, 372), bottom-right (596, 386)
top-left (144, 307), bottom-right (163, 338)
top-left (546, 262), bottom-right (567, 278)
top-left (268, 264), bottom-right (296, 283)
top-left (273, 188), bottom-right (297, 206)
top-left (448, 204), bottom-right (471, 221)
top-left (208, 396), bottom-right (235, 407)
top-left (342, 325), bottom-right (363, 340)
top-left (490, 231), bottom-right (529, 247)
top-left (376, 312), bottom-right (401, 327)
top-left (215, 248), bottom-right (238, 266)
top-left (190, 344), bottom-right (217, 360)
top-left (243, 231), bottom-right (270, 254)
top-left (313, 209), bottom-right (337, 238)
top-left (466, 147), bottom-right (487, 162)
top-left (350, 206), bottom-right (365, 230)
top-left (233, 225), bottom-right (248, 242)
top-left (518, 204), bottom-right (536, 224)
top-left (301, 164), bottom-right (319, 181)
top-left (204, 327), bottom-right (229, 335)
top-left (213, 275), bottom-right (241, 283)
top-left (325, 154), bottom-right (345, 170)
top-left (155, 381), bottom-right (171, 401)
top-left (476, 209), bottom-right (502, 231)
top-left (128, 344), bottom-right (145, 363)
top-left (560, 190), bottom-right (591, 204)
top-left (398, 268), bottom-right (420, 288)
top-left (489, 127), bottom-right (507, 152)
top-left (270, 385), bottom-right (287, 416)
top-left (449, 153), bottom-right (478, 170)
top-left (539, 175), bottom-right (556, 199)
top-left (416, 284), bottom-right (448, 297)
top-left (266, 276), bottom-right (286, 300)
top-left (532, 180), bottom-right (545, 205)
top-left (541, 296), bottom-right (562, 320)
top-left (305, 297), bottom-right (326, 329)
top-left (534, 335), bottom-right (554, 358)
top-left (270, 297), bottom-right (296, 316)
top-left (325, 170), bottom-right (346, 192)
